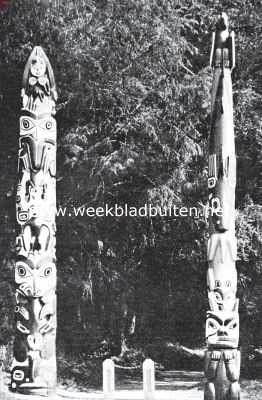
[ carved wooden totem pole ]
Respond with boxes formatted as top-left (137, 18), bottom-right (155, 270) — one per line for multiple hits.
top-left (12, 47), bottom-right (57, 395)
top-left (205, 13), bottom-right (240, 400)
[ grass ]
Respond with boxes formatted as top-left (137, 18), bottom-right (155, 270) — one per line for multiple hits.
top-left (241, 379), bottom-right (262, 399)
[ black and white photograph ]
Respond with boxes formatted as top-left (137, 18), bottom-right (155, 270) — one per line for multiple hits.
top-left (0, 1), bottom-right (261, 399)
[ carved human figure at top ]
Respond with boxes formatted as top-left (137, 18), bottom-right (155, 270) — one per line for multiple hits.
top-left (210, 12), bottom-right (235, 69)
top-left (22, 46), bottom-right (57, 116)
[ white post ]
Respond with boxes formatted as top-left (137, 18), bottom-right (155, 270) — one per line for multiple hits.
top-left (143, 359), bottom-right (155, 400)
top-left (0, 361), bottom-right (8, 400)
top-left (103, 359), bottom-right (115, 400)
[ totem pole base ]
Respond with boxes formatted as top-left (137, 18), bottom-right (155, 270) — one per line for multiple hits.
top-left (10, 386), bottom-right (56, 397)
top-left (204, 350), bottom-right (240, 400)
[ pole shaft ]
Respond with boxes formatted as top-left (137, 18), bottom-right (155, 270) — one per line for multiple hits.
top-left (12, 47), bottom-right (57, 395)
top-left (205, 13), bottom-right (240, 400)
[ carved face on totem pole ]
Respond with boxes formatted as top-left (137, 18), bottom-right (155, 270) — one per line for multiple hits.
top-left (207, 260), bottom-right (237, 312)
top-left (207, 233), bottom-right (237, 311)
top-left (206, 310), bottom-right (239, 349)
top-left (12, 46), bottom-right (57, 393)
top-left (30, 56), bottom-right (46, 77)
top-left (12, 255), bottom-right (56, 389)
top-left (16, 115), bottom-right (56, 225)
top-left (15, 255), bottom-right (56, 298)
top-left (208, 287), bottom-right (238, 312)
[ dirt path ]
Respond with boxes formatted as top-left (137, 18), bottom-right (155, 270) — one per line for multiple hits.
top-left (0, 370), bottom-right (250, 399)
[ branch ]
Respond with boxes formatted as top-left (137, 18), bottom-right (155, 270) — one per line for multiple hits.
top-left (166, 342), bottom-right (205, 359)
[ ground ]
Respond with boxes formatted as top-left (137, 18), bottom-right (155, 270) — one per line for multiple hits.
top-left (0, 370), bottom-right (261, 399)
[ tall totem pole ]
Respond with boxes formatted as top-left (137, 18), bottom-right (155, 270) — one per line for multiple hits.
top-left (12, 47), bottom-right (57, 395)
top-left (205, 13), bottom-right (240, 400)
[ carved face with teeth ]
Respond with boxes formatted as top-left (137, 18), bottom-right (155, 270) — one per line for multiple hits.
top-left (206, 310), bottom-right (239, 349)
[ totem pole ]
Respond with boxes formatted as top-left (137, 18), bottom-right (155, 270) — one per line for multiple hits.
top-left (12, 47), bottom-right (57, 395)
top-left (205, 13), bottom-right (240, 400)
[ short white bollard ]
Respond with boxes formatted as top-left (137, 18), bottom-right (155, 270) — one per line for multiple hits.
top-left (143, 359), bottom-right (155, 400)
top-left (0, 364), bottom-right (4, 399)
top-left (103, 359), bottom-right (115, 400)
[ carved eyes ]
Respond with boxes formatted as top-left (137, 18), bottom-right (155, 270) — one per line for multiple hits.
top-left (44, 266), bottom-right (53, 277)
top-left (208, 319), bottom-right (218, 330)
top-left (18, 266), bottom-right (26, 277)
top-left (38, 263), bottom-right (55, 278)
top-left (16, 266), bottom-right (32, 279)
top-left (207, 317), bottom-right (238, 331)
top-left (18, 265), bottom-right (54, 277)
top-left (213, 290), bottom-right (234, 304)
top-left (20, 117), bottom-right (54, 132)
top-left (229, 322), bottom-right (238, 330)
top-left (16, 264), bottom-right (54, 278)
top-left (21, 118), bottom-right (34, 131)
top-left (40, 119), bottom-right (54, 131)
top-left (38, 119), bottom-right (54, 130)
top-left (45, 121), bottom-right (52, 130)
top-left (15, 263), bottom-right (32, 280)
top-left (22, 120), bottom-right (30, 130)
top-left (215, 292), bottom-right (222, 302)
